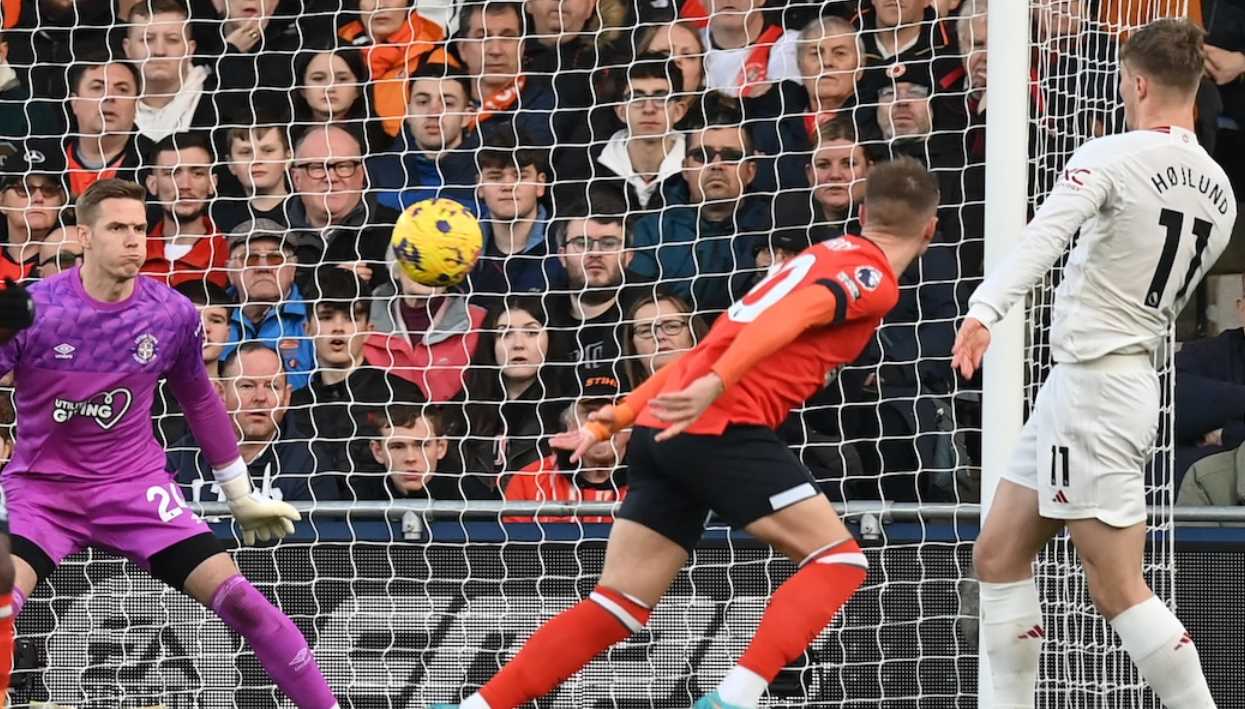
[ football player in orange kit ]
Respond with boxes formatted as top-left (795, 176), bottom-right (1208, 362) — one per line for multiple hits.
top-left (432, 157), bottom-right (940, 709)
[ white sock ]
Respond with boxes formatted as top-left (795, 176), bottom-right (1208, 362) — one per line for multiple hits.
top-left (1111, 596), bottom-right (1216, 709)
top-left (979, 579), bottom-right (1043, 709)
top-left (460, 694), bottom-right (491, 709)
top-left (716, 665), bottom-right (768, 707)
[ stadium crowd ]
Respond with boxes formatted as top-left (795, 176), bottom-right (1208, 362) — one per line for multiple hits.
top-left (0, 0), bottom-right (1240, 517)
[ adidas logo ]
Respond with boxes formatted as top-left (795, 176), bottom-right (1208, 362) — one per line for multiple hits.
top-left (1173, 631), bottom-right (1193, 652)
top-left (1016, 624), bottom-right (1045, 640)
top-left (1052, 490), bottom-right (1069, 504)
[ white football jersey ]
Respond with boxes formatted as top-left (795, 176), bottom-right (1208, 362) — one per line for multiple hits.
top-left (968, 126), bottom-right (1237, 362)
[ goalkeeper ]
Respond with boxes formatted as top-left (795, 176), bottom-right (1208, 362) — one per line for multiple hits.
top-left (0, 180), bottom-right (337, 708)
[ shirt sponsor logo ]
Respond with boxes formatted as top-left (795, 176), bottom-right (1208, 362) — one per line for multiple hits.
top-left (854, 266), bottom-right (882, 291)
top-left (835, 271), bottom-right (861, 300)
top-left (133, 333), bottom-right (158, 365)
top-left (53, 343), bottom-right (75, 360)
top-left (279, 338), bottom-right (299, 350)
top-left (52, 388), bottom-right (133, 430)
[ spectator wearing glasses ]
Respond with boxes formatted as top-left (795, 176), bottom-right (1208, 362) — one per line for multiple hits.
top-left (214, 114), bottom-right (293, 234)
top-left (121, 0), bottom-right (217, 143)
top-left (140, 132), bottom-right (229, 288)
top-left (628, 119), bottom-right (767, 315)
top-left (35, 223), bottom-right (84, 279)
top-left (555, 54), bottom-right (690, 216)
top-left (619, 290), bottom-right (704, 389)
top-left (633, 20), bottom-right (708, 130)
top-left (701, 0), bottom-right (800, 99)
top-left (451, 0), bottom-right (556, 145)
top-left (59, 54), bottom-right (150, 199)
top-left (222, 219), bottom-right (316, 391)
top-left (287, 125), bottom-right (399, 291)
top-left (548, 190), bottom-right (633, 375)
top-left (0, 147), bottom-right (67, 282)
top-left (368, 65), bottom-right (480, 213)
top-left (336, 0), bottom-right (456, 142)
top-left (466, 132), bottom-right (565, 305)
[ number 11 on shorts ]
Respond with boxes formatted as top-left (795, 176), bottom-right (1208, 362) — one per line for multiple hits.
top-left (1050, 445), bottom-right (1070, 488)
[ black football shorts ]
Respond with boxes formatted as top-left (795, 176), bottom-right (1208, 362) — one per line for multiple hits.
top-left (617, 424), bottom-right (822, 552)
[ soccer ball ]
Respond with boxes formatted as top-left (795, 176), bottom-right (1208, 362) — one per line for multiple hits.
top-left (389, 198), bottom-right (484, 287)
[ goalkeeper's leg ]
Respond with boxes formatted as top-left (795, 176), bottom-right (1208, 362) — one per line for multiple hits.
top-left (175, 546), bottom-right (338, 709)
top-left (973, 480), bottom-right (1063, 709)
top-left (452, 519), bottom-right (687, 709)
top-left (0, 533), bottom-right (14, 709)
top-left (1068, 518), bottom-right (1216, 708)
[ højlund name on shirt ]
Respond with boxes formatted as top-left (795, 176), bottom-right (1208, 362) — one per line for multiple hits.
top-left (1149, 164), bottom-right (1231, 216)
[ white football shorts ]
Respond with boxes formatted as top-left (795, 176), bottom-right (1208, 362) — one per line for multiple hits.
top-left (1002, 353), bottom-right (1159, 528)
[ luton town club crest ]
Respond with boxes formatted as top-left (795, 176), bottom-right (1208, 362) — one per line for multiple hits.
top-left (133, 333), bottom-right (158, 364)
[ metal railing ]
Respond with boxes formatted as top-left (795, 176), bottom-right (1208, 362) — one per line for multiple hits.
top-left (194, 501), bottom-right (1245, 523)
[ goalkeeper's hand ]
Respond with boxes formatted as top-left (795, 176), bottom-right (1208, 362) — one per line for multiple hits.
top-left (0, 278), bottom-right (35, 343)
top-left (217, 474), bottom-right (301, 545)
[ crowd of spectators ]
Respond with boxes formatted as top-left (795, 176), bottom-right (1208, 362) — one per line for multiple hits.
top-left (0, 0), bottom-right (1240, 518)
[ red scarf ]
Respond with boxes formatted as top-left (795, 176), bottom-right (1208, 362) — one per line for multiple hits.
top-left (736, 24), bottom-right (786, 98)
top-left (466, 76), bottom-right (528, 129)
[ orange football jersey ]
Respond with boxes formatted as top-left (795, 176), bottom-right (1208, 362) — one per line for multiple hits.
top-left (633, 235), bottom-right (899, 434)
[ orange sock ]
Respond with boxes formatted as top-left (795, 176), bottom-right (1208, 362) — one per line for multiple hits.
top-left (738, 539), bottom-right (868, 681)
top-left (0, 593), bottom-right (13, 708)
top-left (479, 587), bottom-right (650, 709)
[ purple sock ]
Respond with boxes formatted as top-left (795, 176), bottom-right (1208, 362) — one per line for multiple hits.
top-left (211, 575), bottom-right (337, 708)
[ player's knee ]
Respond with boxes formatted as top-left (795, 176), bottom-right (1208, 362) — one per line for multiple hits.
top-left (1082, 565), bottom-right (1148, 620)
top-left (972, 534), bottom-right (1026, 583)
top-left (589, 586), bottom-right (652, 634)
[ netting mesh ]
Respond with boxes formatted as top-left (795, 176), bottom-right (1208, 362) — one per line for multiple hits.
top-left (1025, 2), bottom-right (1184, 707)
top-left (0, 0), bottom-right (1197, 706)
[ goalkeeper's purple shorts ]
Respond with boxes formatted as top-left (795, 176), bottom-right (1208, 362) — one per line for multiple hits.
top-left (5, 469), bottom-right (213, 572)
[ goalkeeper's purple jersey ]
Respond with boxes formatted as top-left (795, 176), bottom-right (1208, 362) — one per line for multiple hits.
top-left (0, 268), bottom-right (240, 481)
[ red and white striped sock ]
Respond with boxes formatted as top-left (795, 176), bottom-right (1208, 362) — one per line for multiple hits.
top-left (721, 538), bottom-right (869, 707)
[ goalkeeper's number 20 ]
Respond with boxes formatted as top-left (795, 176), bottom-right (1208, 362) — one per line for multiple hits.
top-left (147, 483), bottom-right (192, 522)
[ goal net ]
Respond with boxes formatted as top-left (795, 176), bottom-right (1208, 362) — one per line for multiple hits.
top-left (1023, 1), bottom-right (1185, 707)
top-left (0, 0), bottom-right (1194, 706)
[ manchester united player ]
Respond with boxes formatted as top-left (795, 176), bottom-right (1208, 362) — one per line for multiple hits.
top-left (431, 157), bottom-right (940, 709)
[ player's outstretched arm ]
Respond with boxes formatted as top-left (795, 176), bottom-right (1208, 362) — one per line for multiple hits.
top-left (966, 155), bottom-right (1113, 329)
top-left (552, 357), bottom-right (685, 460)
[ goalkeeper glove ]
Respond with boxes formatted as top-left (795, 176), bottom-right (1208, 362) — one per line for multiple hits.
top-left (217, 472), bottom-right (301, 545)
top-left (0, 278), bottom-right (34, 339)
